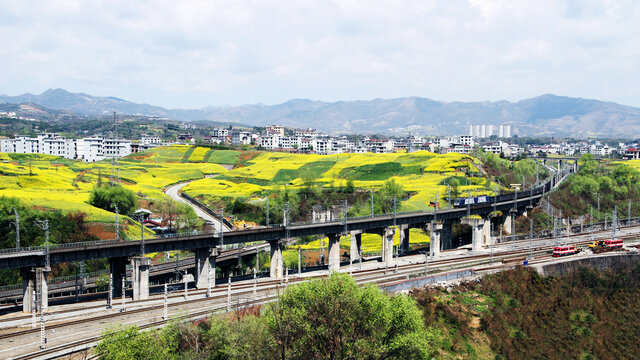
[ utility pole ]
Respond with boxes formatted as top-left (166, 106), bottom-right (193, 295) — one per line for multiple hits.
top-left (553, 216), bottom-right (557, 247)
top-left (393, 196), bottom-right (397, 228)
top-left (528, 218), bottom-right (533, 260)
top-left (490, 222), bottom-right (494, 264)
top-left (590, 207), bottom-right (594, 240)
top-left (184, 274), bottom-right (188, 300)
top-left (163, 283), bottom-right (168, 320)
top-left (121, 276), bottom-right (126, 312)
top-left (40, 312), bottom-right (46, 349)
top-left (612, 206), bottom-right (618, 240)
top-left (35, 220), bottom-right (50, 269)
top-left (424, 251), bottom-right (428, 276)
top-left (114, 112), bottom-right (120, 184)
top-left (628, 199), bottom-right (632, 224)
top-left (31, 290), bottom-right (36, 329)
top-left (369, 189), bottom-right (374, 217)
top-left (343, 199), bottom-right (348, 233)
top-left (219, 209), bottom-right (224, 247)
top-left (597, 193), bottom-right (600, 220)
top-left (266, 198), bottom-right (269, 226)
top-left (140, 217), bottom-right (144, 255)
top-left (298, 247), bottom-right (302, 275)
top-left (226, 276), bottom-right (232, 312)
top-left (11, 208), bottom-right (19, 248)
top-left (107, 273), bottom-right (113, 309)
top-left (253, 269), bottom-right (257, 301)
top-left (112, 203), bottom-right (119, 241)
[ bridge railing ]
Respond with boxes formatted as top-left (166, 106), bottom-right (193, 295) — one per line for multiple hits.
top-left (0, 167), bottom-right (574, 256)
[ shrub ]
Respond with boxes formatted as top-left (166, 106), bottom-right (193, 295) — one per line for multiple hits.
top-left (89, 185), bottom-right (137, 215)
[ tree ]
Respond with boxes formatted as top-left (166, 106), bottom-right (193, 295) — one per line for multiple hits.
top-left (378, 178), bottom-right (405, 213)
top-left (89, 185), bottom-right (137, 215)
top-left (263, 273), bottom-right (434, 360)
top-left (578, 154), bottom-right (598, 176)
top-left (96, 325), bottom-right (173, 360)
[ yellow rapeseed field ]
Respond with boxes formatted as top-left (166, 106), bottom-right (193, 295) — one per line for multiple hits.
top-left (0, 145), bottom-right (491, 237)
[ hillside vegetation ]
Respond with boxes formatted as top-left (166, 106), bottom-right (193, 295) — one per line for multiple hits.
top-left (97, 264), bottom-right (640, 359)
top-left (549, 154), bottom-right (640, 220)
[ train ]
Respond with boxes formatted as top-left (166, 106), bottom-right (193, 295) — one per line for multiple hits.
top-left (453, 196), bottom-right (489, 207)
top-left (552, 245), bottom-right (580, 257)
top-left (588, 238), bottom-right (624, 253)
top-left (451, 167), bottom-right (573, 209)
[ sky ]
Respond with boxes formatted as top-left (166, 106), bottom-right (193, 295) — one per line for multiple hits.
top-left (1, 0), bottom-right (640, 109)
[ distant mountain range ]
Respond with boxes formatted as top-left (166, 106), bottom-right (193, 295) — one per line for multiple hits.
top-left (2, 88), bottom-right (640, 137)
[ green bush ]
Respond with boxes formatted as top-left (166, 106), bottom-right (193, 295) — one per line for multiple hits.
top-left (89, 185), bottom-right (137, 215)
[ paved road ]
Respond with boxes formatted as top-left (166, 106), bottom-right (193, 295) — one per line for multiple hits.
top-left (164, 178), bottom-right (231, 232)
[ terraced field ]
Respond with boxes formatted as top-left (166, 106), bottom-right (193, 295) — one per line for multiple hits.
top-left (0, 149), bottom-right (227, 239)
top-left (184, 149), bottom-right (499, 212)
top-left (0, 146), bottom-right (501, 245)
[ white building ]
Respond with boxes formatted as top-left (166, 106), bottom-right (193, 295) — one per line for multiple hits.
top-left (141, 135), bottom-right (162, 145)
top-left (266, 125), bottom-right (285, 136)
top-left (499, 125), bottom-right (512, 138)
top-left (258, 135), bottom-right (280, 150)
top-left (212, 128), bottom-right (229, 138)
top-left (232, 131), bottom-right (251, 145)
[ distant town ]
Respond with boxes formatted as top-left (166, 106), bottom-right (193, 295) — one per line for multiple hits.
top-left (1, 109), bottom-right (639, 161)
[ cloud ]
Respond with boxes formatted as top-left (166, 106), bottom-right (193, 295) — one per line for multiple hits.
top-left (0, 0), bottom-right (639, 108)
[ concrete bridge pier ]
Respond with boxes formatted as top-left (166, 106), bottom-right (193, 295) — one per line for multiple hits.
top-left (109, 256), bottom-right (128, 297)
top-left (349, 231), bottom-right (362, 264)
top-left (20, 267), bottom-right (34, 313)
top-left (399, 225), bottom-right (410, 256)
top-left (430, 222), bottom-right (442, 257)
top-left (195, 247), bottom-right (218, 289)
top-left (503, 212), bottom-right (513, 236)
top-left (269, 240), bottom-right (284, 279)
top-left (441, 220), bottom-right (454, 250)
top-left (21, 267), bottom-right (48, 313)
top-left (462, 218), bottom-right (484, 252)
top-left (328, 233), bottom-right (341, 272)
top-left (381, 227), bottom-right (395, 266)
top-left (131, 256), bottom-right (150, 301)
top-left (482, 217), bottom-right (492, 247)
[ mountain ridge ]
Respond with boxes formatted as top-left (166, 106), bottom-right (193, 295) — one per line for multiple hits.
top-left (2, 88), bottom-right (640, 137)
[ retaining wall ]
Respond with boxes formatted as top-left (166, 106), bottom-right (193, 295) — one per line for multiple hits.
top-left (380, 269), bottom-right (475, 293)
top-left (533, 253), bottom-right (640, 277)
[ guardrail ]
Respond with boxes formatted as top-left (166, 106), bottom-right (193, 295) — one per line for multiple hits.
top-left (180, 192), bottom-right (235, 229)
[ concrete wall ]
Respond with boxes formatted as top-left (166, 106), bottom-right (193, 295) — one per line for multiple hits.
top-left (380, 269), bottom-right (475, 293)
top-left (533, 253), bottom-right (640, 277)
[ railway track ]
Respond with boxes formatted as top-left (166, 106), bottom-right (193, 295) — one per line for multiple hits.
top-left (2, 225), bottom-right (638, 359)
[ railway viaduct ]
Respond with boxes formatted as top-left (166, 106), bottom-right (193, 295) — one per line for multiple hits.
top-left (0, 166), bottom-right (575, 313)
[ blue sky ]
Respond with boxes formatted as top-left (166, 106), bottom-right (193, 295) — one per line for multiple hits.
top-left (1, 0), bottom-right (639, 109)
